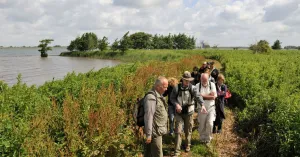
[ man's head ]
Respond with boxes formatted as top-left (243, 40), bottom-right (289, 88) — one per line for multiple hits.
top-left (201, 61), bottom-right (207, 68)
top-left (201, 73), bottom-right (209, 87)
top-left (154, 76), bottom-right (168, 94)
top-left (210, 62), bottom-right (215, 69)
top-left (182, 71), bottom-right (194, 87)
top-left (193, 66), bottom-right (199, 73)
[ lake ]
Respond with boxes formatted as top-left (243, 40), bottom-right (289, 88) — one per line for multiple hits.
top-left (0, 47), bottom-right (122, 86)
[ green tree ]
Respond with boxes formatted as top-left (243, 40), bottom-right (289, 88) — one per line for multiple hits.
top-left (250, 40), bottom-right (272, 54)
top-left (151, 34), bottom-right (161, 49)
top-left (173, 33), bottom-right (188, 49)
top-left (118, 31), bottom-right (132, 54)
top-left (80, 32), bottom-right (98, 51)
top-left (152, 34), bottom-right (166, 49)
top-left (272, 39), bottom-right (282, 50)
top-left (111, 39), bottom-right (119, 52)
top-left (67, 40), bottom-right (76, 51)
top-left (129, 32), bottom-right (152, 49)
top-left (38, 39), bottom-right (54, 57)
top-left (164, 34), bottom-right (174, 49)
top-left (67, 33), bottom-right (98, 51)
top-left (98, 36), bottom-right (109, 51)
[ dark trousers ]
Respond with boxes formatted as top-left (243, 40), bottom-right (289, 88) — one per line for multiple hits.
top-left (213, 114), bottom-right (223, 132)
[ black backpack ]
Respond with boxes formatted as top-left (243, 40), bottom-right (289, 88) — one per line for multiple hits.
top-left (135, 91), bottom-right (157, 127)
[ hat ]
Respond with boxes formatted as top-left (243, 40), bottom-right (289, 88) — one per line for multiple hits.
top-left (182, 71), bottom-right (194, 81)
top-left (203, 61), bottom-right (207, 65)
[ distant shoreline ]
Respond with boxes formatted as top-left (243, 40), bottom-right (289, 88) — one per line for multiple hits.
top-left (0, 46), bottom-right (67, 48)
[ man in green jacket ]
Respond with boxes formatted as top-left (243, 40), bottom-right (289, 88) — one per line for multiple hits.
top-left (144, 76), bottom-right (168, 157)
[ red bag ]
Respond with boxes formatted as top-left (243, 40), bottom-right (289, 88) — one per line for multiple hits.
top-left (225, 90), bottom-right (232, 99)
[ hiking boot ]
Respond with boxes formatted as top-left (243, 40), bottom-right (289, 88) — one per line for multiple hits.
top-left (217, 130), bottom-right (222, 134)
top-left (173, 152), bottom-right (180, 157)
top-left (185, 146), bottom-right (191, 152)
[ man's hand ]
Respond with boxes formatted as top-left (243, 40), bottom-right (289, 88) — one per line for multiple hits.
top-left (145, 137), bottom-right (152, 144)
top-left (200, 105), bottom-right (207, 114)
top-left (176, 104), bottom-right (182, 113)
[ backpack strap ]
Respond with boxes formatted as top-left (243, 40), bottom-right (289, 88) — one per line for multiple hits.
top-left (145, 91), bottom-right (158, 108)
top-left (177, 83), bottom-right (193, 98)
top-left (199, 81), bottom-right (212, 92)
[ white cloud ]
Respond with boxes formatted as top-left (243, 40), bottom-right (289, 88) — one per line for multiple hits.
top-left (99, 0), bottom-right (113, 5)
top-left (0, 0), bottom-right (300, 47)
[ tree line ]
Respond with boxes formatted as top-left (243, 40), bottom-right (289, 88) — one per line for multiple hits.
top-left (249, 39), bottom-right (300, 54)
top-left (67, 32), bottom-right (196, 52)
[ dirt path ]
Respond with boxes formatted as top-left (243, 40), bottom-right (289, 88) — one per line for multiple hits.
top-left (159, 108), bottom-right (246, 157)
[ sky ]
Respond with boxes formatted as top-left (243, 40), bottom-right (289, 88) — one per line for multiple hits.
top-left (0, 0), bottom-right (299, 47)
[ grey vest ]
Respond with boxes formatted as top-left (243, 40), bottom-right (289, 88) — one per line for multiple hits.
top-left (152, 91), bottom-right (168, 137)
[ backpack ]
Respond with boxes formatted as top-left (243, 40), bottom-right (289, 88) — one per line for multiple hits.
top-left (135, 91), bottom-right (157, 127)
top-left (177, 83), bottom-right (194, 114)
top-left (177, 83), bottom-right (193, 99)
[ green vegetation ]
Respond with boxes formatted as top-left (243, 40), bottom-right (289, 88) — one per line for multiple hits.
top-left (272, 39), bottom-right (282, 50)
top-left (67, 32), bottom-right (98, 52)
top-left (60, 49), bottom-right (198, 63)
top-left (249, 40), bottom-right (272, 54)
top-left (38, 39), bottom-right (54, 57)
top-left (0, 50), bottom-right (207, 156)
top-left (66, 31), bottom-right (196, 54)
top-left (118, 31), bottom-right (131, 54)
top-left (98, 36), bottom-right (109, 52)
top-left (2, 48), bottom-right (300, 156)
top-left (201, 49), bottom-right (300, 156)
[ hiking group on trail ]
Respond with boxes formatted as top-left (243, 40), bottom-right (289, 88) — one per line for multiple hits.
top-left (138, 61), bottom-right (229, 157)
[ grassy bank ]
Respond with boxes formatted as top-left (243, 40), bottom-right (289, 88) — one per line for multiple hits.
top-left (60, 49), bottom-right (202, 62)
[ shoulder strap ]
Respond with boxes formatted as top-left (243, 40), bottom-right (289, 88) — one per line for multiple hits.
top-left (177, 83), bottom-right (182, 98)
top-left (145, 91), bottom-right (158, 113)
top-left (146, 91), bottom-right (158, 105)
top-left (199, 81), bottom-right (212, 91)
top-left (188, 83), bottom-right (193, 99)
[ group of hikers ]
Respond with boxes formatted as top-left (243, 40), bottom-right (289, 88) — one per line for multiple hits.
top-left (142, 61), bottom-right (228, 157)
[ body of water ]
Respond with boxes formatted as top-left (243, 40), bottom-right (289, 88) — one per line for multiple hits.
top-left (0, 47), bottom-right (121, 86)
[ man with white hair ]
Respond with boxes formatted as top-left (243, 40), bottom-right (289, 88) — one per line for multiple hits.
top-left (196, 73), bottom-right (217, 144)
top-left (144, 76), bottom-right (169, 157)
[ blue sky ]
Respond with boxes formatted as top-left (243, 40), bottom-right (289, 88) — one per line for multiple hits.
top-left (0, 0), bottom-right (299, 47)
top-left (183, 0), bottom-right (199, 7)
